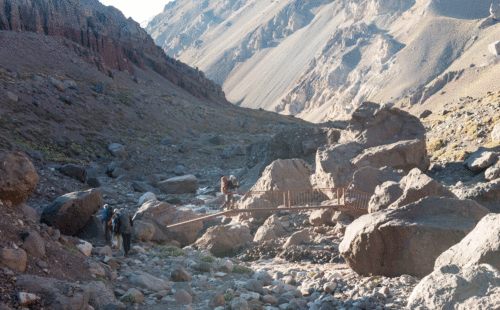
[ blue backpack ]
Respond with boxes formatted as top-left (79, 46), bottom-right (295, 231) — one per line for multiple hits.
top-left (102, 208), bottom-right (112, 222)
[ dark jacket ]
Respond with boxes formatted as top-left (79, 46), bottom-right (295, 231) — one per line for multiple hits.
top-left (114, 212), bottom-right (133, 234)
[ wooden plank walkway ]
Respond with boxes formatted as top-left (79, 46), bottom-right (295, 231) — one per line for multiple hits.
top-left (166, 203), bottom-right (368, 229)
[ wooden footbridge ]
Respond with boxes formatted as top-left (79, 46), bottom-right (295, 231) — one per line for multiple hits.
top-left (160, 188), bottom-right (372, 229)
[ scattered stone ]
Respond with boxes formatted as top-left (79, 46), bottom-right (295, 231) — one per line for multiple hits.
top-left (419, 110), bottom-right (432, 119)
top-left (77, 240), bottom-right (93, 257)
top-left (93, 82), bottom-right (108, 94)
top-left (210, 294), bottom-right (226, 307)
top-left (283, 230), bottom-right (310, 249)
top-left (17, 292), bottom-right (40, 306)
top-left (0, 248), bottom-right (27, 272)
top-left (6, 91), bottom-right (18, 102)
top-left (171, 266), bottom-right (191, 282)
top-left (108, 143), bottom-right (128, 159)
top-left (174, 289), bottom-right (192, 304)
top-left (21, 231), bottom-right (45, 258)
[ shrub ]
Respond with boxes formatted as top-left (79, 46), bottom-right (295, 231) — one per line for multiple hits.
top-left (200, 255), bottom-right (216, 263)
top-left (427, 138), bottom-right (446, 153)
top-left (224, 291), bottom-right (235, 302)
top-left (122, 294), bottom-right (136, 305)
top-left (157, 245), bottom-right (186, 257)
top-left (233, 265), bottom-right (253, 275)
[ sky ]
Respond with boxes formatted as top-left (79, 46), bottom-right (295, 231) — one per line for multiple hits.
top-left (99, 0), bottom-right (172, 26)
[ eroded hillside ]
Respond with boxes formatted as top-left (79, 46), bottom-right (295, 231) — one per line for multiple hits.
top-left (147, 0), bottom-right (500, 122)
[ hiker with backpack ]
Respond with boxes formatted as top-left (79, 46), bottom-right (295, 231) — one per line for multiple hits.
top-left (220, 175), bottom-right (239, 210)
top-left (101, 204), bottom-right (114, 246)
top-left (113, 209), bottom-right (133, 256)
top-left (112, 209), bottom-right (123, 251)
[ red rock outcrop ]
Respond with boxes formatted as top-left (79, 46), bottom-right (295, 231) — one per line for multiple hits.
top-left (0, 0), bottom-right (225, 100)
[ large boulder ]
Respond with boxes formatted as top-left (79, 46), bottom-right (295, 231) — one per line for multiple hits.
top-left (134, 200), bottom-right (202, 246)
top-left (407, 264), bottom-right (500, 310)
top-left (388, 168), bottom-right (456, 209)
top-left (368, 181), bottom-right (404, 213)
top-left (251, 158), bottom-right (313, 191)
top-left (453, 178), bottom-right (500, 213)
top-left (158, 175), bottom-right (198, 194)
top-left (40, 189), bottom-right (103, 236)
top-left (348, 166), bottom-right (404, 194)
top-left (462, 147), bottom-right (499, 172)
top-left (194, 225), bottom-right (242, 257)
top-left (238, 159), bottom-right (314, 212)
top-left (339, 197), bottom-right (489, 277)
top-left (132, 220), bottom-right (155, 242)
top-left (368, 168), bottom-right (456, 213)
top-left (315, 102), bottom-right (429, 189)
top-left (56, 164), bottom-right (87, 183)
top-left (0, 152), bottom-right (39, 205)
top-left (434, 213), bottom-right (500, 271)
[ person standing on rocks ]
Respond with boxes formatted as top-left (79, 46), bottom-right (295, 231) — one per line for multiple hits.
top-left (220, 175), bottom-right (236, 210)
top-left (114, 209), bottom-right (133, 256)
top-left (101, 204), bottom-right (114, 246)
top-left (112, 209), bottom-right (123, 251)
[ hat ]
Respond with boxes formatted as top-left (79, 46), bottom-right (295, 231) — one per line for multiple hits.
top-left (114, 209), bottom-right (120, 215)
top-left (229, 175), bottom-right (235, 180)
top-left (103, 204), bottom-right (109, 209)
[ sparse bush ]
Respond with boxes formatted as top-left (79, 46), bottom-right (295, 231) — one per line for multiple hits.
top-left (122, 294), bottom-right (136, 305)
top-left (224, 291), bottom-right (235, 302)
top-left (233, 265), bottom-right (253, 275)
top-left (194, 261), bottom-right (212, 273)
top-left (200, 255), bottom-right (216, 263)
top-left (427, 138), bottom-right (446, 153)
top-left (157, 245), bottom-right (186, 257)
top-left (62, 245), bottom-right (79, 255)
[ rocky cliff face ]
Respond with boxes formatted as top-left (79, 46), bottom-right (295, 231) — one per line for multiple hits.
top-left (147, 0), bottom-right (498, 122)
top-left (0, 0), bottom-right (226, 100)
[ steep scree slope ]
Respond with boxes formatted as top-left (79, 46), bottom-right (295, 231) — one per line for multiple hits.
top-left (147, 0), bottom-right (500, 122)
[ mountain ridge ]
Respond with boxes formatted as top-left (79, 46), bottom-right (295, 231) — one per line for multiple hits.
top-left (147, 0), bottom-right (500, 122)
top-left (0, 0), bottom-right (226, 101)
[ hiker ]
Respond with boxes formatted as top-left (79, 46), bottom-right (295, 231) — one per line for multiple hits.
top-left (101, 204), bottom-right (113, 246)
top-left (220, 175), bottom-right (235, 210)
top-left (228, 175), bottom-right (240, 193)
top-left (114, 210), bottom-right (133, 256)
top-left (112, 209), bottom-right (123, 251)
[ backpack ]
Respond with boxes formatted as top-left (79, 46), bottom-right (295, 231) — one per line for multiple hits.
top-left (102, 208), bottom-right (112, 222)
top-left (112, 217), bottom-right (120, 234)
top-left (226, 180), bottom-right (234, 190)
top-left (119, 212), bottom-right (132, 234)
